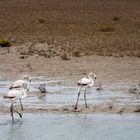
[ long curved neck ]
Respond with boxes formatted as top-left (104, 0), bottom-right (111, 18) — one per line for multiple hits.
top-left (88, 74), bottom-right (94, 86)
top-left (20, 88), bottom-right (27, 98)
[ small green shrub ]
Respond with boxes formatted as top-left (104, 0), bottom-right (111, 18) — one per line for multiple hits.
top-left (0, 38), bottom-right (11, 47)
top-left (97, 24), bottom-right (114, 32)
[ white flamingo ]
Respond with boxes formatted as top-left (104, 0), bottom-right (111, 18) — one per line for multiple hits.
top-left (9, 75), bottom-right (31, 91)
top-left (74, 72), bottom-right (96, 109)
top-left (3, 85), bottom-right (27, 122)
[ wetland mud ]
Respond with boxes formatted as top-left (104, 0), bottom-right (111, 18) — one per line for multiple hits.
top-left (0, 77), bottom-right (140, 114)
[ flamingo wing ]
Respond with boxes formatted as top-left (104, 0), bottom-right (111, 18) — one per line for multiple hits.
top-left (11, 80), bottom-right (27, 88)
top-left (78, 77), bottom-right (91, 85)
top-left (7, 89), bottom-right (21, 98)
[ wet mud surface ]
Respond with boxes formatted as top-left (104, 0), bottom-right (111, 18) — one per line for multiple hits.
top-left (0, 76), bottom-right (140, 114)
top-left (0, 55), bottom-right (140, 115)
top-left (0, 55), bottom-right (140, 140)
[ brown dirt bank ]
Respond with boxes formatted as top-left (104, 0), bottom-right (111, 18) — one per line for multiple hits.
top-left (0, 0), bottom-right (140, 56)
top-left (0, 40), bottom-right (140, 115)
top-left (0, 47), bottom-right (140, 85)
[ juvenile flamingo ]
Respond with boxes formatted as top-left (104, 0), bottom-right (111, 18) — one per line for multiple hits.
top-left (9, 75), bottom-right (31, 91)
top-left (3, 85), bottom-right (27, 122)
top-left (74, 72), bottom-right (96, 109)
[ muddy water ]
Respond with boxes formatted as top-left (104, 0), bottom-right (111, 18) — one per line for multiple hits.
top-left (0, 114), bottom-right (140, 140)
top-left (0, 77), bottom-right (139, 112)
top-left (0, 77), bottom-right (140, 140)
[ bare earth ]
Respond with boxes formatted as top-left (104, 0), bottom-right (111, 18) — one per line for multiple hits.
top-left (0, 0), bottom-right (140, 56)
top-left (0, 46), bottom-right (140, 84)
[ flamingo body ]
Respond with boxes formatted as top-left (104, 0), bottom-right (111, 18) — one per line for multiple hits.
top-left (3, 87), bottom-right (27, 122)
top-left (4, 88), bottom-right (27, 99)
top-left (10, 80), bottom-right (28, 88)
top-left (9, 75), bottom-right (31, 91)
top-left (78, 77), bottom-right (94, 86)
top-left (74, 72), bottom-right (96, 109)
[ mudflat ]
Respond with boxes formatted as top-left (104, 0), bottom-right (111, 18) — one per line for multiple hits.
top-left (0, 50), bottom-right (140, 114)
top-left (0, 0), bottom-right (140, 115)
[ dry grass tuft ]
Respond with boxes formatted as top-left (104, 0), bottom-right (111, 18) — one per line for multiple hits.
top-left (72, 50), bottom-right (81, 57)
top-left (97, 24), bottom-right (114, 32)
top-left (60, 53), bottom-right (70, 60)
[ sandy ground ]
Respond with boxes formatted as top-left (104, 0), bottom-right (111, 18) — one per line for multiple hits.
top-left (0, 47), bottom-right (140, 84)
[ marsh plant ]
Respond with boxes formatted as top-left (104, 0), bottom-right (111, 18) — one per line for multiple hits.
top-left (0, 38), bottom-right (11, 47)
top-left (97, 24), bottom-right (114, 32)
top-left (60, 53), bottom-right (70, 60)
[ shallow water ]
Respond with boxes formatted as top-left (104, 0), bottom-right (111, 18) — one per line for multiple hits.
top-left (0, 113), bottom-right (140, 140)
top-left (0, 77), bottom-right (139, 109)
top-left (0, 78), bottom-right (140, 140)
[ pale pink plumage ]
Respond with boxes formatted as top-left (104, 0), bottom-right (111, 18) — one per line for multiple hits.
top-left (9, 75), bottom-right (31, 91)
top-left (74, 72), bottom-right (97, 109)
top-left (4, 88), bottom-right (27, 99)
top-left (77, 72), bottom-right (96, 87)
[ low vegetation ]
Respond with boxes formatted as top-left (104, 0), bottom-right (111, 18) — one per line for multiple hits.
top-left (60, 53), bottom-right (70, 60)
top-left (0, 0), bottom-right (140, 57)
top-left (97, 24), bottom-right (114, 32)
top-left (0, 38), bottom-right (11, 47)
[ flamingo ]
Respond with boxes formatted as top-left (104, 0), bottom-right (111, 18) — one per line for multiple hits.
top-left (3, 85), bottom-right (27, 122)
top-left (9, 75), bottom-right (31, 91)
top-left (74, 72), bottom-right (96, 110)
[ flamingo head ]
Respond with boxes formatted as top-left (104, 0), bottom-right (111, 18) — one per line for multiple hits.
top-left (94, 74), bottom-right (97, 79)
top-left (89, 72), bottom-right (97, 79)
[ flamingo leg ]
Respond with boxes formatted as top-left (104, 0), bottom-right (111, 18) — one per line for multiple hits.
top-left (13, 110), bottom-right (22, 118)
top-left (10, 101), bottom-right (14, 123)
top-left (19, 99), bottom-right (23, 111)
top-left (10, 101), bottom-right (22, 122)
top-left (84, 87), bottom-right (88, 108)
top-left (74, 86), bottom-right (83, 110)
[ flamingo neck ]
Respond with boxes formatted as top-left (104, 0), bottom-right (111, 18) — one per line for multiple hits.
top-left (20, 88), bottom-right (27, 98)
top-left (88, 74), bottom-right (94, 86)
